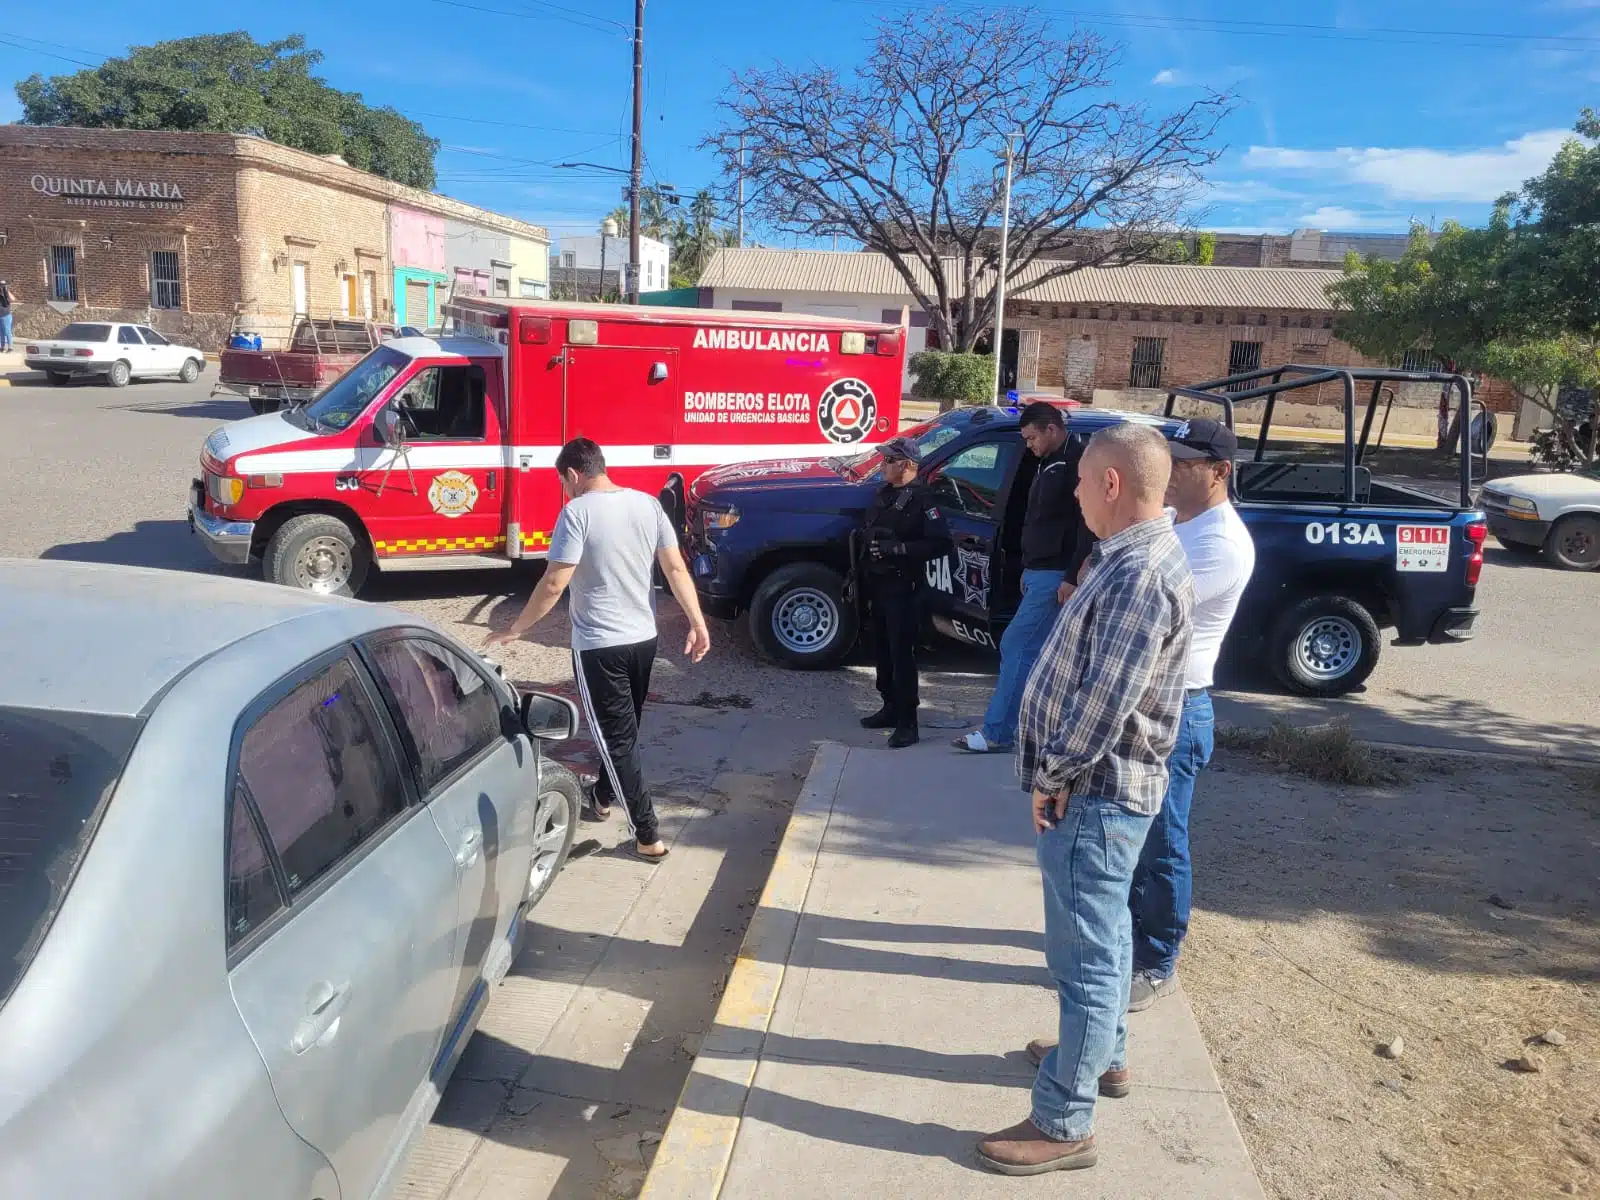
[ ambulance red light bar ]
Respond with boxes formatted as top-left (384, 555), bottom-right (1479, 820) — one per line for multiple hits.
top-left (519, 316), bottom-right (552, 344)
top-left (875, 329), bottom-right (902, 357)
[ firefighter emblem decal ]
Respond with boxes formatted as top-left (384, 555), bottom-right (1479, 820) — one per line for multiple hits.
top-left (428, 470), bottom-right (479, 518)
top-left (817, 377), bottom-right (877, 444)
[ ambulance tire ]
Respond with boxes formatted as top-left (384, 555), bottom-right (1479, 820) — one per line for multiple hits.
top-left (265, 513), bottom-right (370, 597)
top-left (750, 562), bottom-right (858, 670)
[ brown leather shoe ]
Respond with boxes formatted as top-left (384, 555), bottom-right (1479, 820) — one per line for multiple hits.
top-left (976, 1119), bottom-right (1097, 1176)
top-left (1024, 1040), bottom-right (1132, 1098)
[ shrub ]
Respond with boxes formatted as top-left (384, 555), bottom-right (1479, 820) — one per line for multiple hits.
top-left (909, 350), bottom-right (994, 403)
top-left (1196, 231), bottom-right (1217, 266)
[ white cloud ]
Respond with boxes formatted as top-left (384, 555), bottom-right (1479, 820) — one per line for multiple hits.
top-left (1241, 130), bottom-right (1570, 202)
top-left (1296, 205), bottom-right (1390, 230)
top-left (1151, 68), bottom-right (1183, 86)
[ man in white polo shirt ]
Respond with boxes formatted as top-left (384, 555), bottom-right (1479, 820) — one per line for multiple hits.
top-left (1127, 417), bottom-right (1256, 1011)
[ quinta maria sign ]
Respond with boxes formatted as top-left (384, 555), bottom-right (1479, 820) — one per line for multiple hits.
top-left (30, 174), bottom-right (186, 210)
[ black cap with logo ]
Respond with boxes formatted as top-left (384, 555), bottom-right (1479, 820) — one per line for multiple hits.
top-left (1168, 417), bottom-right (1238, 463)
top-left (879, 436), bottom-right (922, 464)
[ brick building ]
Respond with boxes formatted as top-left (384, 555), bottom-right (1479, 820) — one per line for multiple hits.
top-left (0, 126), bottom-right (548, 349)
top-left (697, 248), bottom-right (1515, 424)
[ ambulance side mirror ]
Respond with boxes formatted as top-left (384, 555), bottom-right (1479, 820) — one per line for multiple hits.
top-left (372, 405), bottom-right (399, 446)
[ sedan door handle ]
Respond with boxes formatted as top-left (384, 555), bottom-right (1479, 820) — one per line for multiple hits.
top-left (290, 981), bottom-right (351, 1054)
top-left (455, 829), bottom-right (482, 868)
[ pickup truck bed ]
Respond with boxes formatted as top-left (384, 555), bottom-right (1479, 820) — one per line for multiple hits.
top-left (213, 319), bottom-right (394, 412)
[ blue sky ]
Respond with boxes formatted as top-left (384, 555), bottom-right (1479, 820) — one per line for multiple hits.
top-left (2, 1), bottom-right (1596, 249)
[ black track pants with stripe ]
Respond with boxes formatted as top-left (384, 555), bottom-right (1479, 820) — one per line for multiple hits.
top-left (572, 637), bottom-right (659, 845)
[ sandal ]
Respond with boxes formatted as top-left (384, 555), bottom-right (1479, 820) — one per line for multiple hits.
top-left (630, 842), bottom-right (670, 863)
top-left (951, 731), bottom-right (1013, 754)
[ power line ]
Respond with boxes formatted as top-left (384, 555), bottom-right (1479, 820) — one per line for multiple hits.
top-left (427, 0), bottom-right (627, 36)
top-left (406, 109), bottom-right (611, 136)
top-left (0, 34), bottom-right (102, 68)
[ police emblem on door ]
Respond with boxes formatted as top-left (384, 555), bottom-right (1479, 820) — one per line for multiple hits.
top-left (428, 470), bottom-right (479, 517)
top-left (817, 378), bottom-right (877, 444)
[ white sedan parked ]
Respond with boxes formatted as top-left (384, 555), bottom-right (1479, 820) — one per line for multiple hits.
top-left (25, 321), bottom-right (207, 387)
top-left (1481, 463), bottom-right (1600, 569)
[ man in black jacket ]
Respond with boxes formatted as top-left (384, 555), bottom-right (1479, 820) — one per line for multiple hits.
top-left (857, 436), bottom-right (953, 748)
top-left (955, 402), bottom-right (1095, 754)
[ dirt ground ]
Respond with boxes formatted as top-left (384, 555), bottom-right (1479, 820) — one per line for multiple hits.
top-left (1182, 742), bottom-right (1600, 1199)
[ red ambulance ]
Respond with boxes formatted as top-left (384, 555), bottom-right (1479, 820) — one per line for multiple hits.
top-left (188, 298), bottom-right (907, 593)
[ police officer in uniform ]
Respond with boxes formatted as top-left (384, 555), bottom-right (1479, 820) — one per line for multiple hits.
top-left (857, 437), bottom-right (953, 748)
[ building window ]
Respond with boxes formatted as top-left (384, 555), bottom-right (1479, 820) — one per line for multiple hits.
top-left (361, 271), bottom-right (376, 318)
top-left (1193, 311), bottom-right (1204, 325)
top-left (561, 251), bottom-right (577, 269)
top-left (150, 250), bottom-right (181, 310)
top-left (48, 246), bottom-right (79, 303)
top-left (1322, 315), bottom-right (1333, 329)
top-left (1215, 312), bottom-right (1226, 325)
top-left (1401, 348), bottom-right (1443, 373)
top-left (1227, 339), bottom-right (1263, 388)
top-left (519, 278), bottom-right (541, 298)
top-left (1129, 337), bottom-right (1166, 389)
top-left (1279, 315), bottom-right (1290, 329)
top-left (1299, 314), bottom-right (1313, 329)
top-left (493, 277), bottom-right (510, 297)
top-left (1088, 307), bottom-right (1100, 320)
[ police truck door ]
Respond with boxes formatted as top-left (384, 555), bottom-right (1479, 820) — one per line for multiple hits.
top-left (923, 439), bottom-right (1022, 650)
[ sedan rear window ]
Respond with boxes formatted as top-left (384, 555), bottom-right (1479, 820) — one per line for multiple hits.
top-left (0, 707), bottom-right (143, 1007)
top-left (56, 323), bottom-right (111, 343)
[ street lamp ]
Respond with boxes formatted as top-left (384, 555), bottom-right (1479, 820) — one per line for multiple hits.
top-left (991, 132), bottom-right (1023, 403)
top-left (600, 217), bottom-right (619, 301)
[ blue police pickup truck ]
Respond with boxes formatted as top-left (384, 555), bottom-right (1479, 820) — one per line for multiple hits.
top-left (682, 364), bottom-right (1488, 697)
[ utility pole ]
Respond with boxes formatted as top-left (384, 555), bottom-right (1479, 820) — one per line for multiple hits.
top-left (736, 134), bottom-right (745, 248)
top-left (990, 132), bottom-right (1020, 404)
top-left (628, 0), bottom-right (645, 303)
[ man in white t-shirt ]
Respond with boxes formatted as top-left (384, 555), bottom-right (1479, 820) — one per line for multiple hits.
top-left (487, 437), bottom-right (710, 862)
top-left (1127, 417), bottom-right (1255, 1010)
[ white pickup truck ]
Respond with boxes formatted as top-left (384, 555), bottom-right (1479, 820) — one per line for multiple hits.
top-left (1480, 464), bottom-right (1600, 569)
top-left (24, 321), bottom-right (207, 388)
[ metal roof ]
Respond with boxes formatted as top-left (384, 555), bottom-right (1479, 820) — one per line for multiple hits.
top-left (700, 248), bottom-right (1346, 311)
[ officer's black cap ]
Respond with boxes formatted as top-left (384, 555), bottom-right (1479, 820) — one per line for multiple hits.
top-left (879, 436), bottom-right (921, 464)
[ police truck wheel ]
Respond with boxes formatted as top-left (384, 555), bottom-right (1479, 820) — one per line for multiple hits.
top-left (525, 762), bottom-right (580, 910)
top-left (750, 563), bottom-right (858, 670)
top-left (1269, 594), bottom-right (1381, 697)
top-left (106, 360), bottom-right (131, 388)
top-left (179, 358), bottom-right (201, 383)
top-left (1545, 514), bottom-right (1600, 571)
top-left (265, 513), bottom-right (369, 596)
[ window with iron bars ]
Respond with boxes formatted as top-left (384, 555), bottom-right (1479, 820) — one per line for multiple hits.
top-left (1226, 340), bottom-right (1262, 390)
top-left (1401, 348), bottom-right (1444, 373)
top-left (1128, 336), bottom-right (1166, 389)
top-left (49, 246), bottom-right (78, 303)
top-left (151, 250), bottom-right (181, 309)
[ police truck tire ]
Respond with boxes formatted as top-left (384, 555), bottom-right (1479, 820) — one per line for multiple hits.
top-left (525, 761), bottom-right (580, 910)
top-left (1269, 594), bottom-right (1381, 697)
top-left (179, 358), bottom-right (201, 383)
top-left (106, 360), bottom-right (131, 388)
top-left (265, 513), bottom-right (369, 596)
top-left (750, 562), bottom-right (858, 670)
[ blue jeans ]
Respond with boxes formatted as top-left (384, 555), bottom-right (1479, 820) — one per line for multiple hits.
top-left (0, 313), bottom-right (11, 351)
top-left (1032, 794), bottom-right (1154, 1141)
top-left (980, 568), bottom-right (1065, 745)
top-left (1129, 690), bottom-right (1215, 978)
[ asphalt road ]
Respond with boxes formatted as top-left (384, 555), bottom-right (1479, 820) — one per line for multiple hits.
top-left (2, 376), bottom-right (1592, 759)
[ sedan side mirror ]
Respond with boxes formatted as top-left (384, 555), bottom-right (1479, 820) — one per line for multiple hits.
top-left (521, 691), bottom-right (578, 741)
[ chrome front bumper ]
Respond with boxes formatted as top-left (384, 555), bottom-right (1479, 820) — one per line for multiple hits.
top-left (188, 495), bottom-right (256, 565)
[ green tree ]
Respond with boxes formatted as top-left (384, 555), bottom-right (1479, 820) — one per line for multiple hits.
top-left (1328, 110), bottom-right (1600, 464)
top-left (15, 32), bottom-right (439, 188)
top-left (1195, 231), bottom-right (1217, 265)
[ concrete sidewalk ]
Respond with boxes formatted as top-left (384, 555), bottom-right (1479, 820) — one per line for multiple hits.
top-left (642, 742), bottom-right (1265, 1200)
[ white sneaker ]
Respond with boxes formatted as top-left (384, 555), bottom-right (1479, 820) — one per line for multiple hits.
top-left (952, 730), bottom-right (1012, 753)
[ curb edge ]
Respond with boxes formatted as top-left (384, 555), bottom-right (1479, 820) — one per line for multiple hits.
top-left (638, 740), bottom-right (850, 1200)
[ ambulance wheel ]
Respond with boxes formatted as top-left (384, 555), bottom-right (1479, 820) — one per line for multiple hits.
top-left (265, 513), bottom-right (369, 596)
top-left (1268, 594), bottom-right (1380, 697)
top-left (750, 563), bottom-right (857, 670)
top-left (179, 358), bottom-right (201, 383)
top-left (106, 360), bottom-right (131, 388)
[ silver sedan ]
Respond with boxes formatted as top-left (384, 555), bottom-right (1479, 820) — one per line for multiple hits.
top-left (0, 560), bottom-right (582, 1199)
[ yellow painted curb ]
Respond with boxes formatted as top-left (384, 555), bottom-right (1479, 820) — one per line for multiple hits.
top-left (639, 741), bottom-right (850, 1200)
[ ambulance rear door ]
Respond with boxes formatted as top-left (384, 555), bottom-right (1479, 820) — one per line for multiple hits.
top-left (562, 343), bottom-right (679, 490)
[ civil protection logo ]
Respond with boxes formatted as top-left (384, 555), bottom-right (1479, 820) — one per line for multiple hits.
top-left (817, 378), bottom-right (877, 444)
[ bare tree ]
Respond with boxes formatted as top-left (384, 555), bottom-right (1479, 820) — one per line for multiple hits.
top-left (703, 8), bottom-right (1233, 351)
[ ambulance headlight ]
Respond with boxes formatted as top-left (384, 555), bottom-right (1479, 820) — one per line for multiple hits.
top-left (702, 505), bottom-right (740, 531)
top-left (207, 473), bottom-right (244, 506)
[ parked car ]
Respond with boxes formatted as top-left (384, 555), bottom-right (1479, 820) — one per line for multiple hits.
top-left (24, 321), bottom-right (206, 387)
top-left (1481, 462), bottom-right (1600, 569)
top-left (0, 560), bottom-right (582, 1200)
top-left (214, 318), bottom-right (414, 413)
top-left (686, 365), bottom-right (1488, 697)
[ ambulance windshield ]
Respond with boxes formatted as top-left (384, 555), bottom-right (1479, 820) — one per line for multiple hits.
top-left (834, 419), bottom-right (964, 480)
top-left (295, 347), bottom-right (408, 433)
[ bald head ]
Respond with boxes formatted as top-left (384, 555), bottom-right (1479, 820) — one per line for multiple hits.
top-left (1076, 423), bottom-right (1173, 539)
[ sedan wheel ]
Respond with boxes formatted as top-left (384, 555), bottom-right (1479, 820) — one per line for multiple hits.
top-left (179, 358), bottom-right (201, 383)
top-left (1546, 514), bottom-right (1600, 571)
top-left (106, 360), bottom-right (131, 388)
top-left (526, 763), bottom-right (580, 909)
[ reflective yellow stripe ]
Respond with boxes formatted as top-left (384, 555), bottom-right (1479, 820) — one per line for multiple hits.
top-left (374, 534), bottom-right (508, 555)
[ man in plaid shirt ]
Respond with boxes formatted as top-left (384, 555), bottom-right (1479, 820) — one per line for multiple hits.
top-left (978, 421), bottom-right (1194, 1177)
